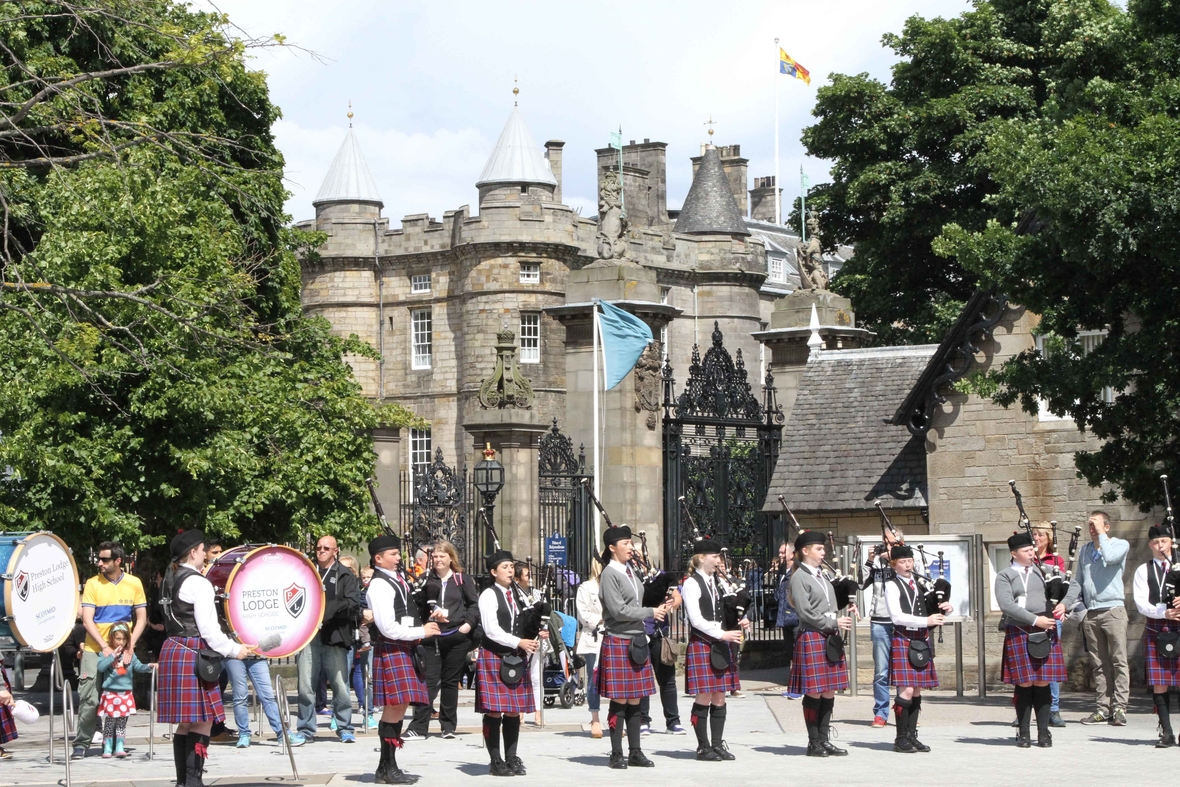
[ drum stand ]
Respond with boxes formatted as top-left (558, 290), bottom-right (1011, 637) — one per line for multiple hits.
top-left (146, 665), bottom-right (157, 761)
top-left (273, 674), bottom-right (299, 780)
top-left (46, 651), bottom-right (74, 786)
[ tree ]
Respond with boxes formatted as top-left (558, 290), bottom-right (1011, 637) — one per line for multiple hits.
top-left (0, 1), bottom-right (419, 550)
top-left (800, 0), bottom-right (1128, 345)
top-left (936, 1), bottom-right (1180, 509)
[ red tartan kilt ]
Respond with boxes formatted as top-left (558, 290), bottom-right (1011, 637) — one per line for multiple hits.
top-left (684, 635), bottom-right (740, 695)
top-left (0, 704), bottom-right (15, 744)
top-left (595, 634), bottom-right (656, 700)
top-left (890, 628), bottom-right (939, 688)
top-left (157, 637), bottom-right (224, 724)
top-left (1144, 619), bottom-right (1180, 687)
top-left (372, 639), bottom-right (429, 707)
top-left (475, 648), bottom-right (536, 714)
top-left (788, 630), bottom-right (848, 695)
top-left (1001, 626), bottom-right (1067, 685)
top-left (99, 690), bottom-right (138, 718)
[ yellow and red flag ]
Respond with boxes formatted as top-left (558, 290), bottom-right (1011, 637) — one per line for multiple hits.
top-left (779, 48), bottom-right (811, 85)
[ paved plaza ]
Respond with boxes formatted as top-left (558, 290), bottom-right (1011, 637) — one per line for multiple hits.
top-left (0, 669), bottom-right (1168, 787)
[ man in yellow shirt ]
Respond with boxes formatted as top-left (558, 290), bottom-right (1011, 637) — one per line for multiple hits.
top-left (72, 542), bottom-right (147, 759)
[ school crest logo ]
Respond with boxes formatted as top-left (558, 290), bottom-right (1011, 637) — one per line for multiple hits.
top-left (284, 583), bottom-right (306, 618)
top-left (15, 570), bottom-right (30, 602)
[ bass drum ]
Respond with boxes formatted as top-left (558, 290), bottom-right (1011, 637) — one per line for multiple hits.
top-left (205, 545), bottom-right (325, 659)
top-left (0, 531), bottom-right (80, 651)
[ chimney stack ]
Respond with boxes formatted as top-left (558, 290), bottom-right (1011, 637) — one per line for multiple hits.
top-left (545, 140), bottom-right (565, 204)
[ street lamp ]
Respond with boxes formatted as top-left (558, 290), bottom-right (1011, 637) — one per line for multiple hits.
top-left (473, 442), bottom-right (505, 527)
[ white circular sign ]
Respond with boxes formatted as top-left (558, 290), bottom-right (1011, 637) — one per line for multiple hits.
top-left (5, 532), bottom-right (80, 651)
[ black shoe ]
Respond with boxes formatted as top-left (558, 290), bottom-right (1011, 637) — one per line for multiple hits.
top-left (489, 756), bottom-right (514, 777)
top-left (384, 768), bottom-right (419, 785)
top-left (1157, 730), bottom-right (1176, 749)
top-left (609, 751), bottom-right (628, 769)
top-left (696, 745), bottom-right (722, 761)
top-left (628, 750), bottom-right (655, 767)
top-left (820, 740), bottom-right (848, 756)
top-left (805, 741), bottom-right (829, 757)
top-left (909, 735), bottom-right (931, 753)
top-left (1037, 731), bottom-right (1052, 749)
top-left (506, 756), bottom-right (526, 776)
top-left (893, 736), bottom-right (917, 753)
top-left (712, 740), bottom-right (735, 761)
top-left (1016, 734), bottom-right (1032, 749)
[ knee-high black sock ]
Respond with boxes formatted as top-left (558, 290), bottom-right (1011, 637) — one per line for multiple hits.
top-left (1014, 686), bottom-right (1033, 736)
top-left (625, 703), bottom-right (643, 753)
top-left (1032, 686), bottom-right (1051, 733)
top-left (503, 715), bottom-right (521, 760)
top-left (1156, 692), bottom-right (1174, 734)
top-left (379, 721), bottom-right (402, 772)
top-left (185, 732), bottom-right (209, 787)
top-left (802, 695), bottom-right (821, 743)
top-left (709, 704), bottom-right (727, 746)
top-left (482, 715), bottom-right (502, 759)
top-left (894, 696), bottom-right (912, 740)
top-left (690, 702), bottom-right (711, 748)
top-left (172, 733), bottom-right (188, 785)
top-left (910, 696), bottom-right (923, 737)
top-left (818, 697), bottom-right (835, 742)
top-left (607, 701), bottom-right (625, 755)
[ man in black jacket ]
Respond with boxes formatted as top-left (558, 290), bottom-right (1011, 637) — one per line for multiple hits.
top-left (296, 536), bottom-right (362, 742)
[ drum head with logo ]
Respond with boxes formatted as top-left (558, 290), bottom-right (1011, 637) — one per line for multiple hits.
top-left (2, 532), bottom-right (80, 651)
top-left (217, 545), bottom-right (325, 658)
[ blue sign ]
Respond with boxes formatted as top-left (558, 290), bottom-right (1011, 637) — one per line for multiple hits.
top-left (544, 532), bottom-right (567, 566)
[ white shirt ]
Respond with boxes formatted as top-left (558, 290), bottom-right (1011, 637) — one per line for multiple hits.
top-left (682, 570), bottom-right (725, 639)
top-left (1134, 559), bottom-right (1170, 619)
top-left (575, 578), bottom-right (603, 656)
top-left (175, 564), bottom-right (240, 659)
top-left (367, 567), bottom-right (426, 642)
top-left (884, 573), bottom-right (929, 630)
top-left (479, 583), bottom-right (522, 650)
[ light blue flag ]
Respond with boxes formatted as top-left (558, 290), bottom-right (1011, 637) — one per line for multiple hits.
top-left (597, 299), bottom-right (652, 390)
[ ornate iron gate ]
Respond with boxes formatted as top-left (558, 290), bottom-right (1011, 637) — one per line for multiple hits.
top-left (538, 420), bottom-right (593, 594)
top-left (399, 449), bottom-right (483, 572)
top-left (662, 323), bottom-right (783, 629)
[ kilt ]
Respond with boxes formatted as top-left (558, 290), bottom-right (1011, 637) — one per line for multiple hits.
top-left (99, 690), bottom-right (138, 718)
top-left (475, 648), bottom-right (536, 714)
top-left (1001, 625), bottom-right (1067, 685)
top-left (0, 704), bottom-right (15, 744)
top-left (788, 630), bottom-right (848, 695)
top-left (373, 639), bottom-right (429, 707)
top-left (157, 637), bottom-right (224, 724)
top-left (595, 634), bottom-right (656, 700)
top-left (890, 628), bottom-right (939, 688)
top-left (1144, 619), bottom-right (1180, 687)
top-left (684, 635), bottom-right (740, 695)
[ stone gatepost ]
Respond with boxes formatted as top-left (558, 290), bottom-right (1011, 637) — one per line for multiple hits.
top-left (371, 426), bottom-right (401, 518)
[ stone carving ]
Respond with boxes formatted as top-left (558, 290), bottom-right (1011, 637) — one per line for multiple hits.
top-left (595, 170), bottom-right (630, 262)
top-left (794, 210), bottom-right (830, 291)
top-left (477, 325), bottom-right (535, 409)
top-left (633, 341), bottom-right (663, 430)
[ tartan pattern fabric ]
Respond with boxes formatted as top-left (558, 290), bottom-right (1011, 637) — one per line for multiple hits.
top-left (0, 670), bottom-right (14, 744)
top-left (99, 690), bottom-right (138, 718)
top-left (474, 648), bottom-right (536, 714)
top-left (889, 628), bottom-right (940, 688)
top-left (684, 636), bottom-right (740, 695)
top-left (595, 634), bottom-right (656, 699)
top-left (1001, 625), bottom-right (1067, 685)
top-left (373, 639), bottom-right (429, 707)
top-left (788, 630), bottom-right (848, 695)
top-left (1144, 618), bottom-right (1180, 687)
top-left (157, 637), bottom-right (224, 724)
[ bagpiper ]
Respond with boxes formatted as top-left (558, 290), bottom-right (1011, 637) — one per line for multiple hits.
top-left (1133, 524), bottom-right (1180, 747)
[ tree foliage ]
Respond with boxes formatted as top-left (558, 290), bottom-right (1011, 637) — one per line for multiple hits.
top-left (0, 1), bottom-right (419, 550)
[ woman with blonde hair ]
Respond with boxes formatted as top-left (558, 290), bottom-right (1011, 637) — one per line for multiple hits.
top-left (1031, 523), bottom-right (1067, 729)
top-left (576, 558), bottom-right (605, 737)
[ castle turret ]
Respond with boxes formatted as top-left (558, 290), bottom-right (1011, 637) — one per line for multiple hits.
top-left (475, 105), bottom-right (558, 206)
top-left (313, 119), bottom-right (383, 225)
top-left (674, 145), bottom-right (750, 237)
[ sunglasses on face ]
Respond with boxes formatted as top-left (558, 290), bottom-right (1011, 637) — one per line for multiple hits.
top-left (97, 556), bottom-right (115, 563)
top-left (316, 546), bottom-right (335, 552)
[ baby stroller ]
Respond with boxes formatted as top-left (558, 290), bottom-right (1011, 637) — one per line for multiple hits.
top-left (542, 609), bottom-right (584, 709)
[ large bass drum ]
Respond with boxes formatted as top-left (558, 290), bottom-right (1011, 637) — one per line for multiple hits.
top-left (204, 544), bottom-right (325, 659)
top-left (0, 531), bottom-right (80, 651)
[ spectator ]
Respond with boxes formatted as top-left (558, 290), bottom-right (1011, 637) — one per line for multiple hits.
top-left (773, 542), bottom-right (802, 700)
top-left (861, 527), bottom-right (903, 728)
top-left (73, 541), bottom-right (147, 759)
top-left (224, 646), bottom-right (306, 749)
top-left (95, 624), bottom-right (155, 758)
top-left (204, 539), bottom-right (224, 568)
top-left (639, 576), bottom-right (686, 735)
top-left (575, 559), bottom-right (604, 738)
top-left (1033, 524), bottom-right (1067, 728)
top-left (296, 536), bottom-right (362, 742)
top-left (354, 566), bottom-right (376, 730)
top-left (1061, 510), bottom-right (1131, 726)
top-left (514, 563), bottom-right (545, 726)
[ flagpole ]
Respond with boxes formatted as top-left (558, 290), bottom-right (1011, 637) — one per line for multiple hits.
top-left (774, 37), bottom-right (780, 225)
top-left (592, 302), bottom-right (602, 547)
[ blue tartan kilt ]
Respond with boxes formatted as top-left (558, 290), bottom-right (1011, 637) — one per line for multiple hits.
top-left (890, 627), bottom-right (939, 688)
top-left (475, 648), bottom-right (536, 714)
top-left (157, 637), bottom-right (225, 724)
top-left (788, 630), bottom-right (848, 695)
top-left (1001, 625), bottom-right (1067, 685)
top-left (373, 639), bottom-right (429, 707)
top-left (684, 635), bottom-right (740, 695)
top-left (1144, 619), bottom-right (1180, 687)
top-left (595, 634), bottom-right (656, 700)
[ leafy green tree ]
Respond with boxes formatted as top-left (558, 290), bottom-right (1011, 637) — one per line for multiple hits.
top-left (0, 1), bottom-right (419, 550)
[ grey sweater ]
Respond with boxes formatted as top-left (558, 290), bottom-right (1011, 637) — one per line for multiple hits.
top-left (995, 563), bottom-right (1049, 627)
top-left (599, 563), bottom-right (653, 638)
top-left (789, 563), bottom-right (839, 635)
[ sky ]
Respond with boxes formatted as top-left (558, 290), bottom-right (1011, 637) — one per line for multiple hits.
top-left (198, 0), bottom-right (973, 225)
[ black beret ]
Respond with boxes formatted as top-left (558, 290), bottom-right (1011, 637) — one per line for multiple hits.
top-left (890, 545), bottom-right (913, 560)
top-left (604, 525), bottom-right (633, 546)
top-left (1008, 533), bottom-right (1034, 551)
top-left (1149, 524), bottom-right (1170, 540)
top-left (368, 533), bottom-right (401, 558)
top-left (485, 549), bottom-right (514, 573)
top-left (794, 530), bottom-right (825, 552)
top-left (693, 538), bottom-right (722, 555)
top-left (170, 529), bottom-right (205, 560)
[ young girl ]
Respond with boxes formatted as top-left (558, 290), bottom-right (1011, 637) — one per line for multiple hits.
top-left (96, 623), bottom-right (156, 758)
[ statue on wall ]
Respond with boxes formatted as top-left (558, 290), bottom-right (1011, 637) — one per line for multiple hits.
top-left (795, 210), bottom-right (830, 291)
top-left (596, 169), bottom-right (629, 262)
top-left (633, 341), bottom-right (663, 430)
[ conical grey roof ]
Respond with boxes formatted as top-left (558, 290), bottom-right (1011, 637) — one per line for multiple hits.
top-left (674, 146), bottom-right (749, 236)
top-left (476, 107), bottom-right (557, 188)
top-left (313, 127), bottom-right (383, 207)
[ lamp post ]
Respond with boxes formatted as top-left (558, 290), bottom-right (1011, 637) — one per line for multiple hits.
top-left (472, 443), bottom-right (505, 543)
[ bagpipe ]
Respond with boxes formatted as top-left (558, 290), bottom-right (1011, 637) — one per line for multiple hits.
top-left (778, 495), bottom-right (858, 611)
top-left (912, 544), bottom-right (953, 643)
top-left (475, 503), bottom-right (551, 640)
top-left (1158, 474), bottom-right (1180, 605)
top-left (1009, 480), bottom-right (1073, 610)
top-left (680, 495), bottom-right (750, 631)
top-left (366, 477), bottom-right (431, 610)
